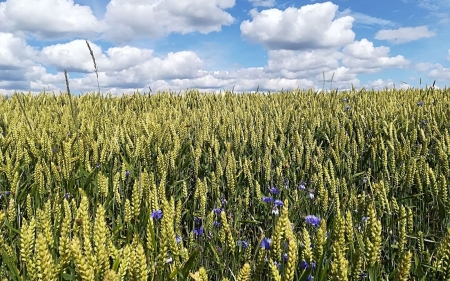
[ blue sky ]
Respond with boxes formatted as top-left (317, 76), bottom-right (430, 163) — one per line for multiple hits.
top-left (0, 0), bottom-right (449, 95)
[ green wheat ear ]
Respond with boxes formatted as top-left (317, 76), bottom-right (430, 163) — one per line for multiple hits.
top-left (85, 39), bottom-right (100, 94)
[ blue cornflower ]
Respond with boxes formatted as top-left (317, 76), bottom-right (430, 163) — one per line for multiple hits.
top-left (283, 253), bottom-right (288, 262)
top-left (361, 217), bottom-right (369, 223)
top-left (151, 210), bottom-right (163, 220)
top-left (194, 226), bottom-right (204, 237)
top-left (125, 170), bottom-right (130, 176)
top-left (64, 193), bottom-right (71, 200)
top-left (262, 196), bottom-right (273, 203)
top-left (298, 181), bottom-right (306, 190)
top-left (238, 240), bottom-right (249, 249)
top-left (307, 275), bottom-right (314, 281)
top-left (213, 221), bottom-right (221, 228)
top-left (311, 261), bottom-right (317, 269)
top-left (300, 260), bottom-right (309, 270)
top-left (261, 237), bottom-right (272, 250)
top-left (274, 199), bottom-right (283, 207)
top-left (359, 272), bottom-right (367, 279)
top-left (345, 105), bottom-right (350, 111)
top-left (95, 163), bottom-right (100, 168)
top-left (305, 215), bottom-right (321, 227)
top-left (418, 101), bottom-right (424, 106)
top-left (175, 234), bottom-right (182, 243)
top-left (269, 186), bottom-right (279, 195)
top-left (214, 208), bottom-right (222, 214)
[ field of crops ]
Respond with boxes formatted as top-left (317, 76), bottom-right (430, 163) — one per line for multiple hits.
top-left (0, 87), bottom-right (450, 281)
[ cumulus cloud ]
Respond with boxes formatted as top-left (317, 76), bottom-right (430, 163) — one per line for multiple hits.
top-left (427, 64), bottom-right (450, 81)
top-left (39, 40), bottom-right (154, 73)
top-left (342, 39), bottom-right (390, 59)
top-left (341, 39), bottom-right (410, 71)
top-left (0, 32), bottom-right (37, 70)
top-left (0, 0), bottom-right (105, 39)
top-left (240, 2), bottom-right (355, 50)
top-left (103, 0), bottom-right (235, 43)
top-left (374, 26), bottom-right (436, 44)
top-left (0, 31), bottom-right (415, 95)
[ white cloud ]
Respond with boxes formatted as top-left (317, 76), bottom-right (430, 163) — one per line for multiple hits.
top-left (342, 39), bottom-right (410, 71)
top-left (266, 49), bottom-right (341, 72)
top-left (248, 0), bottom-right (276, 7)
top-left (364, 79), bottom-right (410, 90)
top-left (415, 62), bottom-right (435, 71)
top-left (103, 0), bottom-right (235, 43)
top-left (427, 64), bottom-right (450, 81)
top-left (337, 9), bottom-right (396, 27)
top-left (342, 39), bottom-right (390, 59)
top-left (374, 26), bottom-right (436, 44)
top-left (240, 2), bottom-right (355, 50)
top-left (447, 49), bottom-right (450, 60)
top-left (0, 0), bottom-right (105, 39)
top-left (39, 40), bottom-right (155, 73)
top-left (417, 0), bottom-right (440, 11)
top-left (0, 32), bottom-right (37, 70)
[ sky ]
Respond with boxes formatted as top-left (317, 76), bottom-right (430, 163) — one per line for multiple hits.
top-left (0, 0), bottom-right (449, 95)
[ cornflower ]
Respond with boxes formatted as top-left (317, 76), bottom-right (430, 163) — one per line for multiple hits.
top-left (262, 196), bottom-right (273, 203)
top-left (269, 186), bottom-right (279, 195)
top-left (151, 210), bottom-right (163, 220)
top-left (298, 181), bottom-right (306, 190)
top-left (300, 260), bottom-right (317, 270)
top-left (274, 199), bottom-right (283, 207)
top-left (238, 240), bottom-right (249, 249)
top-left (261, 237), bottom-right (272, 250)
top-left (305, 215), bottom-right (321, 227)
top-left (194, 226), bottom-right (204, 237)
